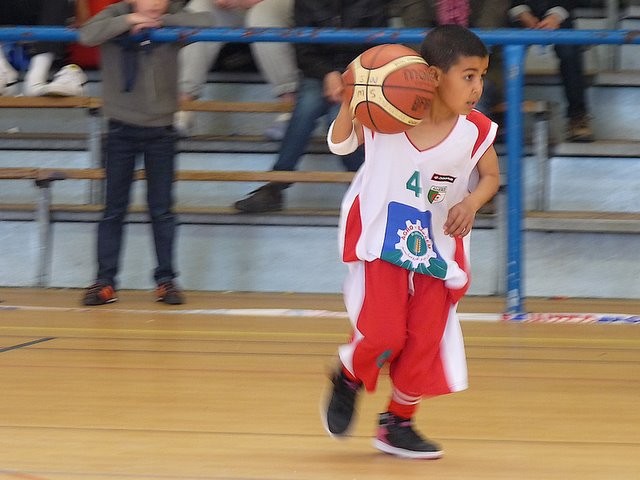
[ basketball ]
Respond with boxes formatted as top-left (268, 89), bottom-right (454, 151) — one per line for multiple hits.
top-left (343, 44), bottom-right (435, 134)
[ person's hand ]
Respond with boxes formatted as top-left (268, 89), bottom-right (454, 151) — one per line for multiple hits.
top-left (127, 13), bottom-right (162, 34)
top-left (536, 13), bottom-right (562, 30)
top-left (444, 199), bottom-right (476, 238)
top-left (517, 12), bottom-right (539, 29)
top-left (324, 71), bottom-right (344, 104)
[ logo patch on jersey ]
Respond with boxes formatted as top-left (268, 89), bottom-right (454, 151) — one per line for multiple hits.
top-left (427, 186), bottom-right (446, 204)
top-left (380, 202), bottom-right (448, 278)
top-left (431, 173), bottom-right (456, 183)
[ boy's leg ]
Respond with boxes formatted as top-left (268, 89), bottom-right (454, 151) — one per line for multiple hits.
top-left (142, 126), bottom-right (179, 290)
top-left (373, 275), bottom-right (456, 459)
top-left (323, 260), bottom-right (410, 437)
top-left (96, 121), bottom-right (138, 288)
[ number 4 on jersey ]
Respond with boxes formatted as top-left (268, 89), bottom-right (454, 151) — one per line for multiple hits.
top-left (406, 171), bottom-right (422, 197)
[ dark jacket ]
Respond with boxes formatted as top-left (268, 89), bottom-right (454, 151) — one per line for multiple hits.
top-left (294, 0), bottom-right (389, 81)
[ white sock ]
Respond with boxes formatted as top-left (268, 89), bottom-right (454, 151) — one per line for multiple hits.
top-left (24, 52), bottom-right (54, 86)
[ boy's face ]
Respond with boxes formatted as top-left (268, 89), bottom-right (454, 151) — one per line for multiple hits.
top-left (435, 55), bottom-right (489, 115)
top-left (127, 0), bottom-right (170, 18)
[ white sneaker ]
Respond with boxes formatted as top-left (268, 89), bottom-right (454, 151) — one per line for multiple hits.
top-left (0, 64), bottom-right (19, 96)
top-left (42, 64), bottom-right (87, 97)
top-left (263, 113), bottom-right (291, 141)
top-left (174, 110), bottom-right (195, 137)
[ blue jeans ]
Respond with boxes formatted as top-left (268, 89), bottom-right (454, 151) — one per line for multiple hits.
top-left (96, 120), bottom-right (178, 287)
top-left (272, 77), bottom-right (363, 175)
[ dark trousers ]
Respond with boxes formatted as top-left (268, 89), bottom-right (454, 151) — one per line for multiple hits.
top-left (0, 0), bottom-right (72, 58)
top-left (273, 77), bottom-right (364, 174)
top-left (96, 120), bottom-right (178, 288)
top-left (554, 44), bottom-right (589, 119)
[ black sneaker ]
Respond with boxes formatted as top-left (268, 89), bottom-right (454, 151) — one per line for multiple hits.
top-left (234, 183), bottom-right (284, 213)
top-left (156, 280), bottom-right (185, 305)
top-left (322, 368), bottom-right (362, 437)
top-left (82, 282), bottom-right (117, 306)
top-left (373, 412), bottom-right (443, 459)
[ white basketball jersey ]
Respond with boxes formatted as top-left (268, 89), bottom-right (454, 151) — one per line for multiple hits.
top-left (339, 110), bottom-right (497, 289)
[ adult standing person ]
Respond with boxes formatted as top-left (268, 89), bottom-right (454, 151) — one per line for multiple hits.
top-left (233, 0), bottom-right (389, 213)
top-left (175, 0), bottom-right (298, 139)
top-left (78, 0), bottom-right (215, 306)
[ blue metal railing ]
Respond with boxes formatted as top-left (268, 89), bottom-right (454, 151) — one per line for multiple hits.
top-left (2, 26), bottom-right (639, 313)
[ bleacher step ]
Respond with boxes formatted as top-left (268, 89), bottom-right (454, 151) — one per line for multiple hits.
top-left (553, 139), bottom-right (640, 157)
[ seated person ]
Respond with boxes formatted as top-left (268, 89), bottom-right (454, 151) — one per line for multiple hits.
top-left (233, 0), bottom-right (389, 213)
top-left (0, 0), bottom-right (87, 97)
top-left (509, 0), bottom-right (594, 142)
top-left (176, 0), bottom-right (298, 139)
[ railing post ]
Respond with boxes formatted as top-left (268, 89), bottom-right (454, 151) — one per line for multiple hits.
top-left (34, 179), bottom-right (52, 287)
top-left (504, 44), bottom-right (526, 314)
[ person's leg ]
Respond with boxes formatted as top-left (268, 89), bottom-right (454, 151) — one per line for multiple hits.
top-left (555, 44), bottom-right (588, 119)
top-left (555, 43), bottom-right (593, 142)
top-left (176, 0), bottom-right (242, 134)
top-left (272, 77), bottom-right (329, 172)
top-left (234, 77), bottom-right (329, 212)
top-left (246, 0), bottom-right (298, 140)
top-left (246, 0), bottom-right (298, 99)
top-left (339, 260), bottom-right (410, 391)
top-left (142, 126), bottom-right (179, 286)
top-left (22, 0), bottom-right (75, 96)
top-left (373, 274), bottom-right (456, 459)
top-left (96, 121), bottom-right (138, 288)
top-left (0, 45), bottom-right (19, 96)
top-left (179, 0), bottom-right (240, 100)
top-left (322, 259), bottom-right (409, 437)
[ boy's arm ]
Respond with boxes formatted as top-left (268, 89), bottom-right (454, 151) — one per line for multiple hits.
top-left (79, 5), bottom-right (215, 47)
top-left (78, 5), bottom-right (134, 46)
top-left (327, 96), bottom-right (363, 155)
top-left (444, 146), bottom-right (500, 237)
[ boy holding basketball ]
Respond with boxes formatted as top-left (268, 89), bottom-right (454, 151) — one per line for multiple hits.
top-left (322, 25), bottom-right (500, 459)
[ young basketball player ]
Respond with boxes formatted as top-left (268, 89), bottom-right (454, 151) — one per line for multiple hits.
top-left (322, 25), bottom-right (500, 459)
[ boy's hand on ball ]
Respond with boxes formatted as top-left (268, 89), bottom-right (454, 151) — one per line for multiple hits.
top-left (324, 71), bottom-right (344, 103)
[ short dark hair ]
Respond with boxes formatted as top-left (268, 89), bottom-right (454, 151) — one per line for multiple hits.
top-left (420, 25), bottom-right (489, 72)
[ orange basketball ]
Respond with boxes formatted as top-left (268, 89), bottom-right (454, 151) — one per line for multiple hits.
top-left (343, 44), bottom-right (434, 134)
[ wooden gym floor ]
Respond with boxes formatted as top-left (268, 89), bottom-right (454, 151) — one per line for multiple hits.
top-left (0, 288), bottom-right (639, 480)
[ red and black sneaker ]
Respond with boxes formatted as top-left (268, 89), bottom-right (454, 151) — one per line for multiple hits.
top-left (82, 282), bottom-right (117, 306)
top-left (374, 412), bottom-right (443, 459)
top-left (155, 280), bottom-right (185, 305)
